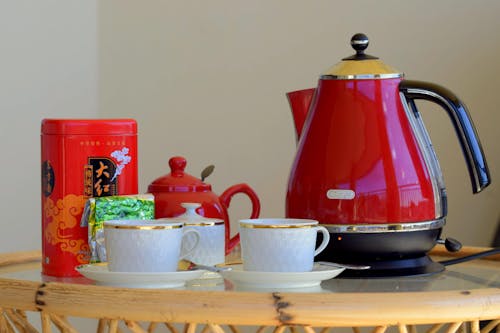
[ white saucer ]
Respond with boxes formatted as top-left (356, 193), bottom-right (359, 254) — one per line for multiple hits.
top-left (75, 263), bottom-right (206, 289)
top-left (219, 263), bottom-right (345, 289)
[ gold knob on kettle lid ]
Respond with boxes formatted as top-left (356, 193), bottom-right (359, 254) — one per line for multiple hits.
top-left (322, 33), bottom-right (403, 79)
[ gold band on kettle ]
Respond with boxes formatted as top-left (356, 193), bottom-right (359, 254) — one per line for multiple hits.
top-left (321, 59), bottom-right (403, 80)
top-left (239, 223), bottom-right (315, 229)
top-left (321, 219), bottom-right (445, 233)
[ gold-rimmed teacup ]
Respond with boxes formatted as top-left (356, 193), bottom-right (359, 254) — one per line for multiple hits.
top-left (239, 218), bottom-right (330, 272)
top-left (103, 219), bottom-right (200, 272)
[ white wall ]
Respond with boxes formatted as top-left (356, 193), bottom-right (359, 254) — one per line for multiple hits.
top-left (0, 0), bottom-right (499, 254)
top-left (0, 1), bottom-right (98, 252)
top-left (99, 0), bottom-right (500, 247)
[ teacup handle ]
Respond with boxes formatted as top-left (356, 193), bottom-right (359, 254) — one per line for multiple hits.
top-left (179, 228), bottom-right (200, 260)
top-left (314, 226), bottom-right (330, 257)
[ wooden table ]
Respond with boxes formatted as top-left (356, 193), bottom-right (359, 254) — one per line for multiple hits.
top-left (0, 246), bottom-right (499, 333)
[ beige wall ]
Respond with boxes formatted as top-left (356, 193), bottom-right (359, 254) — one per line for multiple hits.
top-left (0, 1), bottom-right (98, 253)
top-left (1, 0), bottom-right (499, 255)
top-left (99, 0), bottom-right (500, 246)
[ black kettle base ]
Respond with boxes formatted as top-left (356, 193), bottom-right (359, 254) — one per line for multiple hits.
top-left (337, 255), bottom-right (445, 278)
top-left (313, 227), bottom-right (446, 278)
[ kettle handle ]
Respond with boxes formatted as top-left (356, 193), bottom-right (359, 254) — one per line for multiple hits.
top-left (219, 183), bottom-right (261, 254)
top-left (399, 80), bottom-right (490, 193)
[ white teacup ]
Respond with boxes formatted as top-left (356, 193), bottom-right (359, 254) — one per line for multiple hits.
top-left (103, 219), bottom-right (200, 272)
top-left (239, 218), bottom-right (330, 272)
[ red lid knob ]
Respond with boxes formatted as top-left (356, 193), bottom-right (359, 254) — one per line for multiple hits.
top-left (169, 156), bottom-right (187, 176)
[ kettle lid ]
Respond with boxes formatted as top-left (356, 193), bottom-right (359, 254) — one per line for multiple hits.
top-left (147, 156), bottom-right (212, 193)
top-left (322, 33), bottom-right (403, 80)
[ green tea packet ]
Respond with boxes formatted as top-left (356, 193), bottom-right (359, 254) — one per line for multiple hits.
top-left (81, 194), bottom-right (155, 263)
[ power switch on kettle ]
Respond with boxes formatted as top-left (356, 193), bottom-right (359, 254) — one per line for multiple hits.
top-left (326, 189), bottom-right (355, 200)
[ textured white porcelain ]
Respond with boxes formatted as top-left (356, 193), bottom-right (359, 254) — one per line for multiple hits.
top-left (76, 263), bottom-right (205, 288)
top-left (103, 219), bottom-right (200, 272)
top-left (182, 224), bottom-right (225, 265)
top-left (219, 263), bottom-right (344, 289)
top-left (169, 203), bottom-right (225, 266)
top-left (239, 218), bottom-right (330, 272)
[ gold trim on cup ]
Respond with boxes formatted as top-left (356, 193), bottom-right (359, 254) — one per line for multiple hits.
top-left (103, 224), bottom-right (183, 230)
top-left (185, 221), bottom-right (225, 227)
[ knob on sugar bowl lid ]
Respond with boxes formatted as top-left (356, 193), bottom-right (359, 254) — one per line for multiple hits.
top-left (177, 203), bottom-right (224, 226)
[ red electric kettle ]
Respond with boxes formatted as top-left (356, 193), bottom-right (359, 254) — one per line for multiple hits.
top-left (148, 156), bottom-right (261, 255)
top-left (286, 33), bottom-right (490, 276)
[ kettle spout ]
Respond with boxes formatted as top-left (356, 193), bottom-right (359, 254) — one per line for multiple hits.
top-left (286, 88), bottom-right (315, 141)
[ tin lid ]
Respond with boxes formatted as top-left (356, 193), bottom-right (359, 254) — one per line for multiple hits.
top-left (41, 119), bottom-right (137, 135)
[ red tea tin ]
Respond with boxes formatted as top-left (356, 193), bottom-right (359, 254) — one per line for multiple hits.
top-left (41, 119), bottom-right (138, 277)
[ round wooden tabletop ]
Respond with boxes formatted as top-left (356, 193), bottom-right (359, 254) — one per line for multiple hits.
top-left (0, 246), bottom-right (499, 333)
